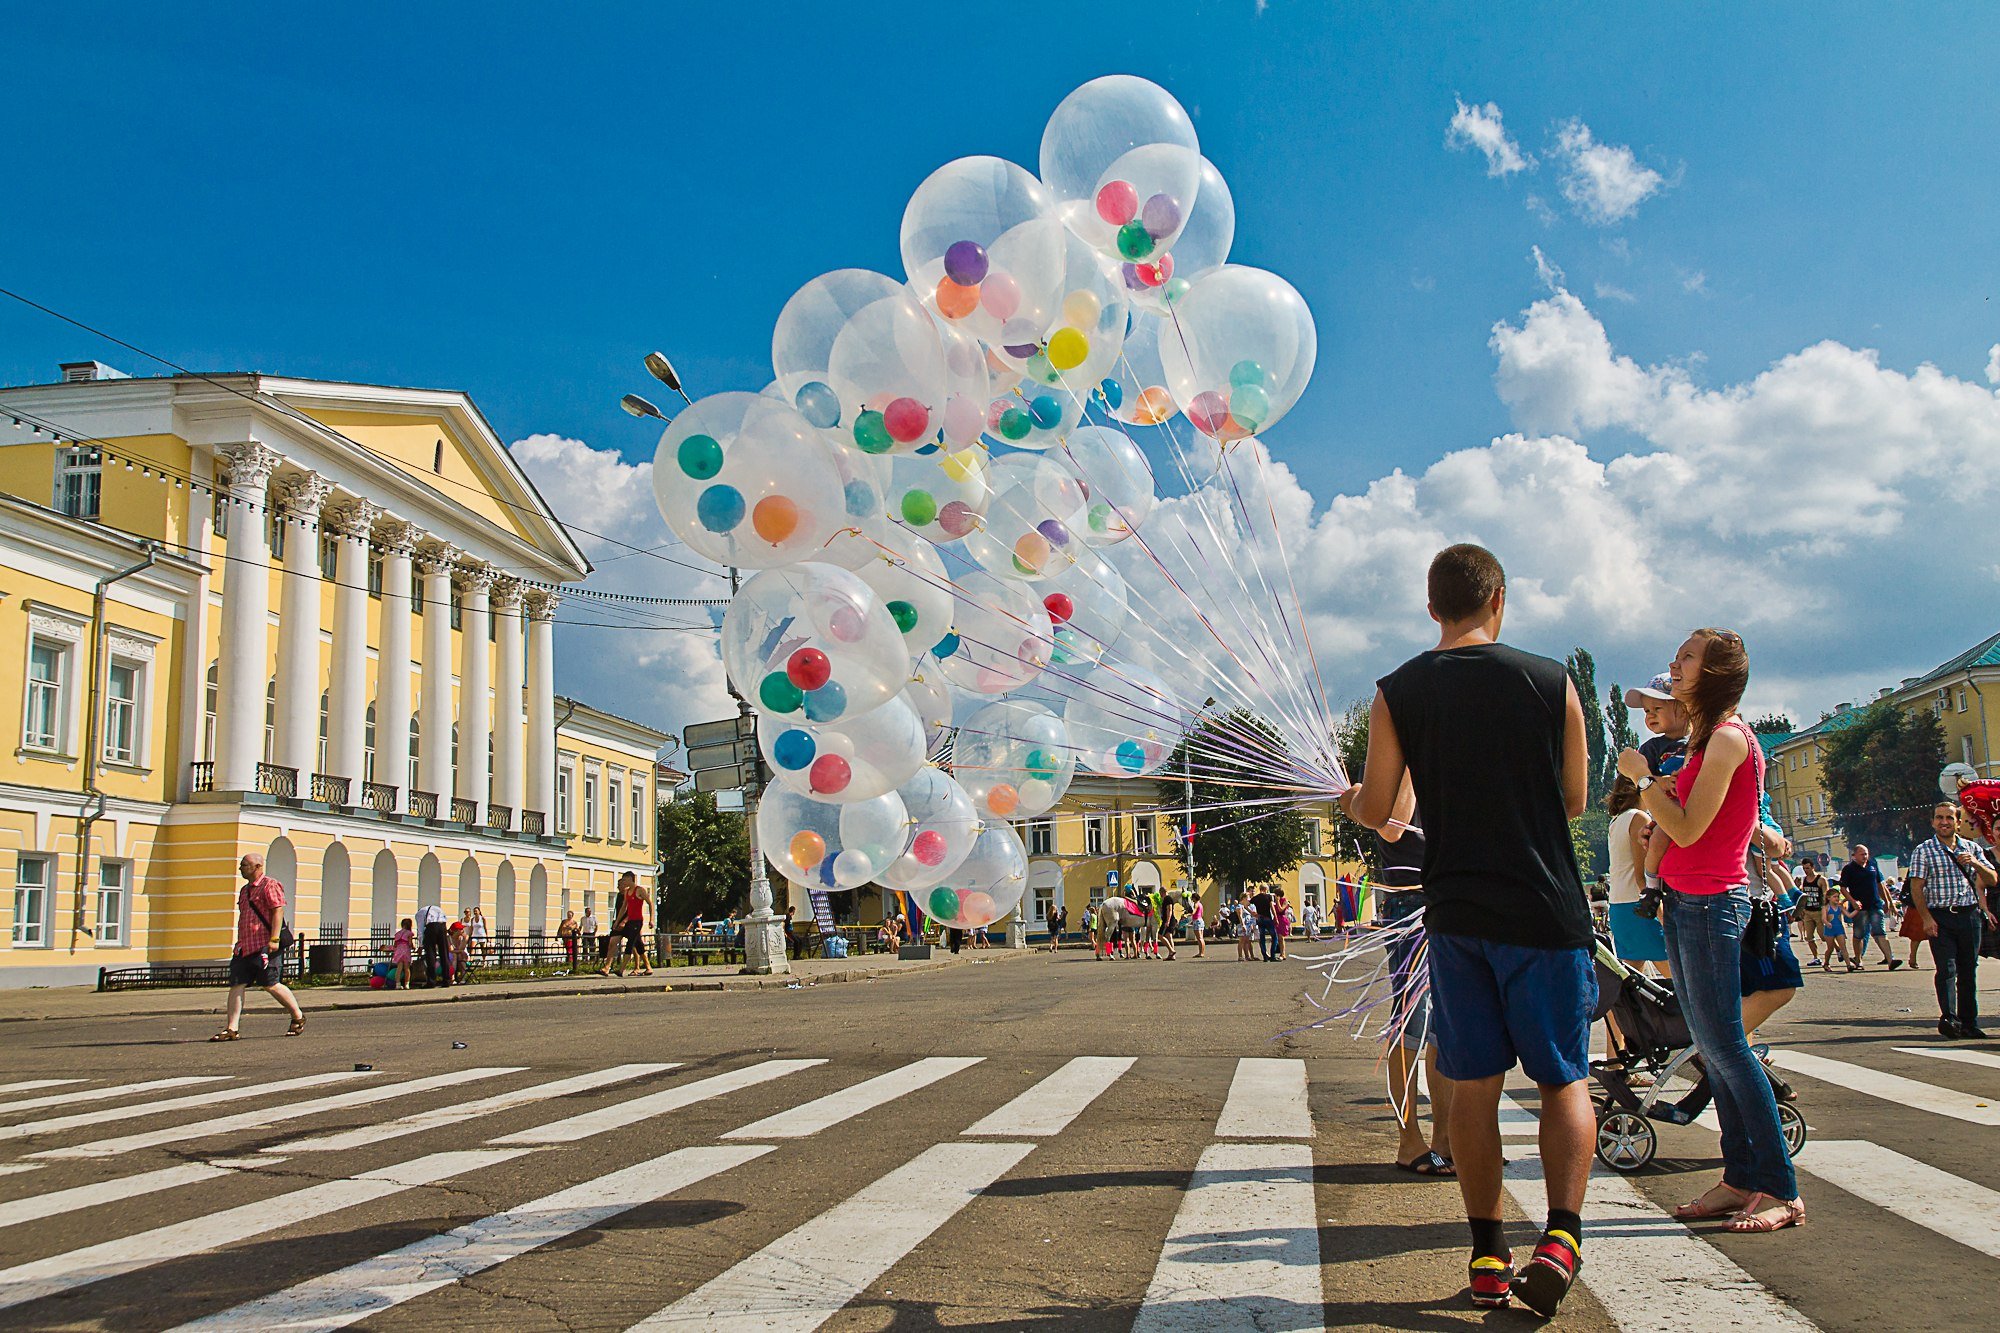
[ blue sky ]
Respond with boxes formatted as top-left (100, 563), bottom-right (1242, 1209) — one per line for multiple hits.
top-left (5, 3), bottom-right (1998, 737)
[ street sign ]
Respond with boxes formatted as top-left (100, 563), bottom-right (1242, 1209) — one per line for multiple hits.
top-left (1106, 871), bottom-right (1120, 887)
top-left (687, 738), bottom-right (758, 772)
top-left (694, 763), bottom-right (758, 793)
top-left (684, 715), bottom-right (755, 751)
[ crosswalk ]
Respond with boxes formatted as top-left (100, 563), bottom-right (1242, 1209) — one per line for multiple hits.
top-left (0, 1040), bottom-right (1994, 1330)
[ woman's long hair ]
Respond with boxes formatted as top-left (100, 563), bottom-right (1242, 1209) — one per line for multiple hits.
top-left (1684, 628), bottom-right (1749, 755)
top-left (1606, 773), bottom-right (1642, 817)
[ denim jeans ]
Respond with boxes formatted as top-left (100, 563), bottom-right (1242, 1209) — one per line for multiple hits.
top-left (1258, 921), bottom-right (1278, 960)
top-left (1929, 906), bottom-right (1983, 1027)
top-left (1663, 884), bottom-right (1797, 1199)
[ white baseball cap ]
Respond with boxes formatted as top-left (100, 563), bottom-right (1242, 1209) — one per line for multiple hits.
top-left (1624, 672), bottom-right (1675, 707)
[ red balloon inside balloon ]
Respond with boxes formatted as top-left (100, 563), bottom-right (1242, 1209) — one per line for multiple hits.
top-left (1095, 179), bottom-right (1139, 226)
top-left (808, 753), bottom-right (852, 794)
top-left (883, 397), bottom-right (931, 443)
top-left (787, 648), bottom-right (832, 690)
top-left (1043, 593), bottom-right (1075, 625)
top-left (912, 829), bottom-right (948, 866)
top-left (828, 606), bottom-right (866, 644)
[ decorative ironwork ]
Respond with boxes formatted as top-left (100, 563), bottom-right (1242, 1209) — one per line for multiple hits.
top-left (362, 781), bottom-right (398, 813)
top-left (409, 790), bottom-right (439, 819)
top-left (255, 763), bottom-right (298, 799)
top-left (189, 761), bottom-right (215, 793)
top-left (486, 804), bottom-right (513, 832)
top-left (523, 810), bottom-right (546, 837)
top-left (451, 797), bottom-right (478, 824)
top-left (311, 773), bottom-right (351, 805)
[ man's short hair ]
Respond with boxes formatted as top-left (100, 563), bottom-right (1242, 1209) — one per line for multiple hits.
top-left (1428, 544), bottom-right (1506, 623)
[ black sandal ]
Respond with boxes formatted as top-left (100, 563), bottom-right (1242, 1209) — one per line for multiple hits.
top-left (1395, 1150), bottom-right (1457, 1176)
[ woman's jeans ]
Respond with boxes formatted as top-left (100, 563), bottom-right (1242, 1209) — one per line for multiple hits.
top-left (1663, 884), bottom-right (1797, 1199)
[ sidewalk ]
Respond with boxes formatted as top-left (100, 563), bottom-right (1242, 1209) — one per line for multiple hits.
top-left (0, 944), bottom-right (1042, 1023)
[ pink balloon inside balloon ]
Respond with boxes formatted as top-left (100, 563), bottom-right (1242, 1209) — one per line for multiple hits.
top-left (980, 271), bottom-right (1021, 322)
top-left (1095, 179), bottom-right (1139, 226)
top-left (943, 394), bottom-right (984, 446)
top-left (827, 605), bottom-right (866, 644)
top-left (1189, 390), bottom-right (1232, 437)
top-left (938, 501), bottom-right (978, 538)
top-left (912, 829), bottom-right (947, 866)
top-left (883, 397), bottom-right (930, 443)
top-left (809, 753), bottom-right (852, 794)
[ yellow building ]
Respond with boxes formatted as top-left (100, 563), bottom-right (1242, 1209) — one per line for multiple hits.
top-left (1, 362), bottom-right (665, 985)
top-left (1767, 630), bottom-right (2000, 863)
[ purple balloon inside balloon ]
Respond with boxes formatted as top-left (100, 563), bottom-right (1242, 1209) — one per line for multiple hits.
top-left (943, 240), bottom-right (989, 286)
top-left (1036, 518), bottom-right (1070, 547)
top-left (1003, 342), bottom-right (1040, 359)
top-left (1142, 193), bottom-right (1182, 239)
top-left (1120, 262), bottom-right (1148, 292)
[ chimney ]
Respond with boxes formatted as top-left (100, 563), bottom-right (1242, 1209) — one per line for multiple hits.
top-left (59, 361), bottom-right (130, 383)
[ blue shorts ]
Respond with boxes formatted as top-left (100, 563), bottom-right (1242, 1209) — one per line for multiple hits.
top-left (1855, 908), bottom-right (1886, 941)
top-left (1428, 931), bottom-right (1596, 1086)
top-left (1607, 901), bottom-right (1668, 963)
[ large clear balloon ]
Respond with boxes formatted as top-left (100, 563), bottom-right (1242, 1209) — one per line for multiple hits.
top-left (985, 383), bottom-right (1088, 453)
top-left (1159, 265), bottom-right (1318, 441)
top-left (1098, 316), bottom-right (1179, 427)
top-left (818, 446), bottom-right (894, 571)
top-left (722, 563), bottom-right (914, 725)
top-left (960, 453), bottom-right (1089, 582)
top-left (772, 270), bottom-right (947, 457)
top-left (759, 691), bottom-right (927, 804)
top-left (1127, 155), bottom-right (1234, 313)
top-left (1063, 660), bottom-right (1187, 777)
top-left (653, 393), bottom-right (848, 568)
top-left (902, 658), bottom-right (954, 757)
top-left (952, 698), bottom-right (1076, 821)
top-left (760, 786), bottom-right (911, 890)
top-left (1038, 544), bottom-right (1130, 670)
top-left (878, 766), bottom-right (981, 893)
top-left (854, 523), bottom-right (955, 654)
top-left (1062, 424), bottom-right (1156, 544)
top-left (922, 822), bottom-right (1029, 930)
top-left (931, 570), bottom-right (1054, 698)
top-left (888, 445), bottom-right (991, 544)
top-left (993, 230), bottom-right (1128, 395)
top-left (1040, 75), bottom-right (1202, 267)
top-left (900, 156), bottom-right (1067, 351)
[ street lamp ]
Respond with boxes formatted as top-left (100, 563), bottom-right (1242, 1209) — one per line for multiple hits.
top-left (645, 351), bottom-right (694, 406)
top-left (620, 393), bottom-right (667, 421)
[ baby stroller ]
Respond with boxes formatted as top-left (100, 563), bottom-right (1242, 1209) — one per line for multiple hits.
top-left (1589, 941), bottom-right (1807, 1172)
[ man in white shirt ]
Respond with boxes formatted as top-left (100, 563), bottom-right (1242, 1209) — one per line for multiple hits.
top-left (413, 901), bottom-right (450, 987)
top-left (1905, 802), bottom-right (1998, 1039)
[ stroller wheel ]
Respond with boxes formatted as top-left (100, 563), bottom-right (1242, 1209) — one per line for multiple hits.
top-left (1778, 1100), bottom-right (1808, 1158)
top-left (1596, 1110), bottom-right (1657, 1172)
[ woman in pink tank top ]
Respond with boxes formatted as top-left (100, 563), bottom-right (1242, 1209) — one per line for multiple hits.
top-left (1616, 629), bottom-right (1803, 1233)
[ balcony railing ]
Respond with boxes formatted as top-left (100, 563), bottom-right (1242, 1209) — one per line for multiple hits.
top-left (486, 804), bottom-right (513, 832)
top-left (189, 761), bottom-right (215, 793)
top-left (361, 782), bottom-right (398, 814)
top-left (409, 790), bottom-right (439, 819)
top-left (523, 809), bottom-right (546, 837)
top-left (255, 762), bottom-right (298, 799)
top-left (312, 773), bottom-right (351, 805)
top-left (451, 797), bottom-right (479, 824)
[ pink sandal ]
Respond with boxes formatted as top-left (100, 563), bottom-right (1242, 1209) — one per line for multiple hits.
top-left (1727, 1193), bottom-right (1805, 1232)
top-left (1672, 1181), bottom-right (1750, 1220)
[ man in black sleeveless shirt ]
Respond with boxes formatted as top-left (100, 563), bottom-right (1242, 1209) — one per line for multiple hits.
top-left (1339, 544), bottom-right (1594, 1318)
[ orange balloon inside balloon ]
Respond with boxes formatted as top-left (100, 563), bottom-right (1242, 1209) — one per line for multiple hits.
top-left (1013, 532), bottom-right (1051, 571)
top-left (1135, 386), bottom-right (1176, 425)
top-left (959, 891), bottom-right (998, 926)
top-left (789, 830), bottom-right (826, 871)
top-left (753, 495), bottom-right (801, 544)
top-left (935, 277), bottom-right (980, 320)
top-left (987, 783), bottom-right (1020, 817)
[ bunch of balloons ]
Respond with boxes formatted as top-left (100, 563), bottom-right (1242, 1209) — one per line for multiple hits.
top-left (651, 75), bottom-right (1318, 933)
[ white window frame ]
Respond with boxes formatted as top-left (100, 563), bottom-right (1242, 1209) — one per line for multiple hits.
top-left (25, 637), bottom-right (70, 753)
top-left (1957, 689), bottom-right (1968, 713)
top-left (583, 765), bottom-right (600, 839)
top-left (103, 656), bottom-right (145, 766)
top-left (97, 859), bottom-right (129, 947)
top-left (23, 608), bottom-right (87, 756)
top-left (13, 854), bottom-right (53, 948)
top-left (630, 779), bottom-right (648, 850)
top-left (608, 770), bottom-right (624, 843)
top-left (1028, 819), bottom-right (1054, 856)
top-left (1085, 815), bottom-right (1106, 857)
top-left (1303, 820), bottom-right (1322, 857)
top-left (556, 760), bottom-right (575, 835)
top-left (1031, 884), bottom-right (1054, 924)
top-left (55, 446), bottom-right (102, 520)
top-left (1133, 815), bottom-right (1155, 856)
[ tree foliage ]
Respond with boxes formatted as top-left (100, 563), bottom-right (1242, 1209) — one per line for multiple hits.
top-left (1822, 702), bottom-right (1945, 855)
top-left (657, 791), bottom-right (750, 925)
top-left (1606, 684), bottom-right (1640, 756)
top-left (1157, 708), bottom-right (1310, 895)
top-left (1566, 648), bottom-right (1611, 804)
top-left (1749, 712), bottom-right (1796, 735)
top-left (1327, 698), bottom-right (1379, 872)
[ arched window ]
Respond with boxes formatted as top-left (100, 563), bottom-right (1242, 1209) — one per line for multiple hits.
top-left (317, 691), bottom-right (329, 774)
top-left (408, 715), bottom-right (421, 793)
top-left (363, 702), bottom-right (377, 784)
top-left (202, 662), bottom-right (218, 762)
top-left (263, 679), bottom-right (277, 763)
top-left (451, 721), bottom-right (460, 771)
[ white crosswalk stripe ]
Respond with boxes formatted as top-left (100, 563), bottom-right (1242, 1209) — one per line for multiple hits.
top-left (1214, 1057), bottom-right (1312, 1138)
top-left (0, 1070), bottom-right (369, 1144)
top-left (722, 1056), bottom-right (982, 1140)
top-left (1897, 1044), bottom-right (2000, 1074)
top-left (1796, 1139), bottom-right (2000, 1259)
top-left (494, 1058), bottom-right (824, 1145)
top-left (0, 1157), bottom-right (283, 1232)
top-left (279, 1062), bottom-right (678, 1153)
top-left (1769, 1049), bottom-right (2000, 1125)
top-left (1133, 1141), bottom-right (1323, 1332)
top-left (0, 1079), bottom-right (87, 1098)
top-left (0, 1076), bottom-right (229, 1117)
top-left (963, 1055), bottom-right (1133, 1136)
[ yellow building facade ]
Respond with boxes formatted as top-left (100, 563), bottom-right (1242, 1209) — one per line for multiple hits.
top-left (1, 364), bottom-right (665, 985)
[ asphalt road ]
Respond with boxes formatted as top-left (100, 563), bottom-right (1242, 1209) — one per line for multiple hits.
top-left (0, 942), bottom-right (1994, 1331)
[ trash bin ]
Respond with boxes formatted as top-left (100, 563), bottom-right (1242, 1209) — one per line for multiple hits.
top-left (308, 943), bottom-right (345, 976)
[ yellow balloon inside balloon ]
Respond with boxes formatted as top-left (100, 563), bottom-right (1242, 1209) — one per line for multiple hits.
top-left (939, 447), bottom-right (986, 483)
top-left (1047, 327), bottom-right (1089, 371)
top-left (1061, 290), bottom-right (1101, 329)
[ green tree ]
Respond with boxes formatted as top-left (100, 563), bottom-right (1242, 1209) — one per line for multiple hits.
top-left (1566, 648), bottom-right (1611, 803)
top-left (1750, 712), bottom-right (1795, 735)
top-left (1327, 697), bottom-right (1380, 871)
top-left (1822, 702), bottom-right (1946, 855)
top-left (1606, 684), bottom-right (1640, 756)
top-left (1157, 708), bottom-right (1311, 896)
top-left (657, 791), bottom-right (750, 925)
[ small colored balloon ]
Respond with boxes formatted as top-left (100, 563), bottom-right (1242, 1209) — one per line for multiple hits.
top-left (828, 605), bottom-right (866, 643)
top-left (696, 484), bottom-right (745, 533)
top-left (1029, 395), bottom-right (1064, 429)
top-left (884, 397), bottom-right (930, 443)
top-left (804, 681), bottom-right (848, 722)
top-left (912, 829), bottom-right (948, 866)
top-left (886, 599), bottom-right (919, 634)
top-left (1142, 192), bottom-right (1182, 237)
top-left (1095, 179), bottom-right (1139, 225)
top-left (809, 753), bottom-right (853, 794)
top-left (790, 831), bottom-right (826, 870)
top-left (900, 488), bottom-right (938, 526)
top-left (986, 783), bottom-right (1020, 816)
top-left (752, 495), bottom-right (801, 544)
top-left (928, 886), bottom-right (962, 920)
top-left (787, 648), bottom-right (832, 690)
top-left (794, 382), bottom-right (841, 429)
top-left (853, 410), bottom-right (893, 453)
top-left (1116, 221), bottom-right (1155, 260)
top-left (1116, 739), bottom-right (1147, 773)
top-left (1046, 326), bottom-right (1088, 370)
top-left (760, 672), bottom-right (804, 713)
top-left (943, 240), bottom-right (989, 286)
top-left (772, 729), bottom-right (816, 770)
top-left (677, 434), bottom-right (723, 480)
top-left (938, 502), bottom-right (978, 538)
top-left (1043, 592), bottom-right (1074, 623)
top-left (935, 278), bottom-right (980, 320)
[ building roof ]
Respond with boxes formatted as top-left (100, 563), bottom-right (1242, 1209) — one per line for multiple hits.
top-left (555, 695), bottom-right (673, 751)
top-left (1895, 630), bottom-right (2000, 695)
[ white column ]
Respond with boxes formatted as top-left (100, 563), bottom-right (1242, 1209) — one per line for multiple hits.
top-left (373, 519), bottom-right (420, 811)
top-left (525, 590), bottom-right (558, 827)
top-left (325, 499), bottom-right (383, 798)
top-left (211, 443), bottom-right (282, 793)
top-left (454, 562), bottom-right (493, 821)
top-left (415, 543), bottom-right (460, 808)
top-left (491, 578), bottom-right (526, 828)
top-left (271, 470), bottom-right (332, 784)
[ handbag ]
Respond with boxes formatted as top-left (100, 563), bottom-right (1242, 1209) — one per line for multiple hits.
top-left (1741, 738), bottom-right (1780, 961)
top-left (247, 887), bottom-right (295, 955)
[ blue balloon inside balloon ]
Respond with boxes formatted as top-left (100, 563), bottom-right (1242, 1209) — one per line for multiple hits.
top-left (695, 484), bottom-right (745, 533)
top-left (843, 480), bottom-right (876, 518)
top-left (771, 728), bottom-right (815, 771)
top-left (795, 381), bottom-right (841, 429)
top-left (1029, 395), bottom-right (1063, 429)
top-left (1115, 740), bottom-right (1146, 773)
top-left (804, 680), bottom-right (847, 723)
top-left (817, 852), bottom-right (840, 888)
top-left (932, 631), bottom-right (961, 659)
top-left (1097, 378), bottom-right (1123, 410)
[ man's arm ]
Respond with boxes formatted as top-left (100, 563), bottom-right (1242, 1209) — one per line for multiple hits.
top-left (1560, 677), bottom-right (1589, 819)
top-left (1339, 688), bottom-right (1411, 833)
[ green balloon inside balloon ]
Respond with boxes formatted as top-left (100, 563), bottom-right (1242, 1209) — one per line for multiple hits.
top-left (927, 886), bottom-right (961, 920)
top-left (759, 672), bottom-right (804, 714)
top-left (1116, 221), bottom-right (1155, 260)
top-left (900, 489), bottom-right (938, 526)
top-left (677, 434), bottom-right (724, 480)
top-left (852, 410), bottom-right (893, 454)
top-left (998, 407), bottom-right (1032, 441)
top-left (1026, 748), bottom-right (1057, 780)
top-left (1229, 360), bottom-right (1268, 389)
top-left (887, 600), bottom-right (918, 633)
top-left (1230, 383), bottom-right (1271, 428)
top-left (1087, 502), bottom-right (1112, 533)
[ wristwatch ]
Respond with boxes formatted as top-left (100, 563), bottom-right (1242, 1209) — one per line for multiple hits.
top-left (1635, 775), bottom-right (1657, 793)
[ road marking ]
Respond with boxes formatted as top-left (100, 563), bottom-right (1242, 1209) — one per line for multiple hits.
top-left (0, 1076), bottom-right (227, 1117)
top-left (34, 1067), bottom-right (520, 1160)
top-left (0, 1149), bottom-right (525, 1312)
top-left (723, 1057), bottom-right (982, 1140)
top-left (494, 1059), bottom-right (824, 1146)
top-left (0, 1157), bottom-right (284, 1232)
top-left (0, 1079), bottom-right (86, 1098)
top-left (0, 1071), bottom-right (369, 1144)
top-left (630, 1140), bottom-right (1035, 1332)
top-left (1796, 1139), bottom-right (2000, 1259)
top-left (1214, 1059), bottom-right (1312, 1139)
top-left (1769, 1050), bottom-right (2000, 1126)
top-left (280, 1063), bottom-right (679, 1153)
top-left (1131, 1141), bottom-right (1322, 1332)
top-left (163, 1144), bottom-right (774, 1333)
top-left (0, 1166), bottom-right (40, 1178)
top-left (963, 1056), bottom-right (1134, 1136)
top-left (1895, 1045), bottom-right (2000, 1075)
top-left (1500, 1119), bottom-right (1814, 1330)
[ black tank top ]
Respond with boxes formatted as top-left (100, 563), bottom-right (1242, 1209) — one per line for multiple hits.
top-left (1378, 643), bottom-right (1590, 949)
top-left (1376, 814), bottom-right (1425, 889)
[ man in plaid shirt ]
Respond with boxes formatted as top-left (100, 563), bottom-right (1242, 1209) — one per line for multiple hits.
top-left (1905, 802), bottom-right (1999, 1039)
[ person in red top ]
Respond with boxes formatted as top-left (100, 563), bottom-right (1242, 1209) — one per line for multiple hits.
top-left (1617, 629), bottom-right (1802, 1234)
top-left (212, 852), bottom-right (305, 1040)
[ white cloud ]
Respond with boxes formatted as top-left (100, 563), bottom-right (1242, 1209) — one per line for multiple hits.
top-left (1987, 343), bottom-right (1999, 385)
top-left (1593, 281), bottom-right (1636, 303)
top-left (1446, 99), bottom-right (1533, 177)
top-left (509, 433), bottom-right (735, 742)
top-left (1531, 245), bottom-right (1565, 292)
top-left (1551, 118), bottom-right (1665, 224)
top-left (1525, 194), bottom-right (1557, 225)
top-left (1680, 269), bottom-right (1709, 296)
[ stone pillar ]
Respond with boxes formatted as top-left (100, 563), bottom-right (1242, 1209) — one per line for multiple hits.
top-left (454, 562), bottom-right (493, 821)
top-left (490, 578), bottom-right (525, 828)
top-left (271, 470), bottom-right (332, 783)
top-left (211, 443), bottom-right (282, 792)
top-left (415, 543), bottom-right (460, 808)
top-left (524, 590), bottom-right (558, 825)
top-left (325, 499), bottom-right (384, 794)
top-left (373, 519), bottom-right (420, 811)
